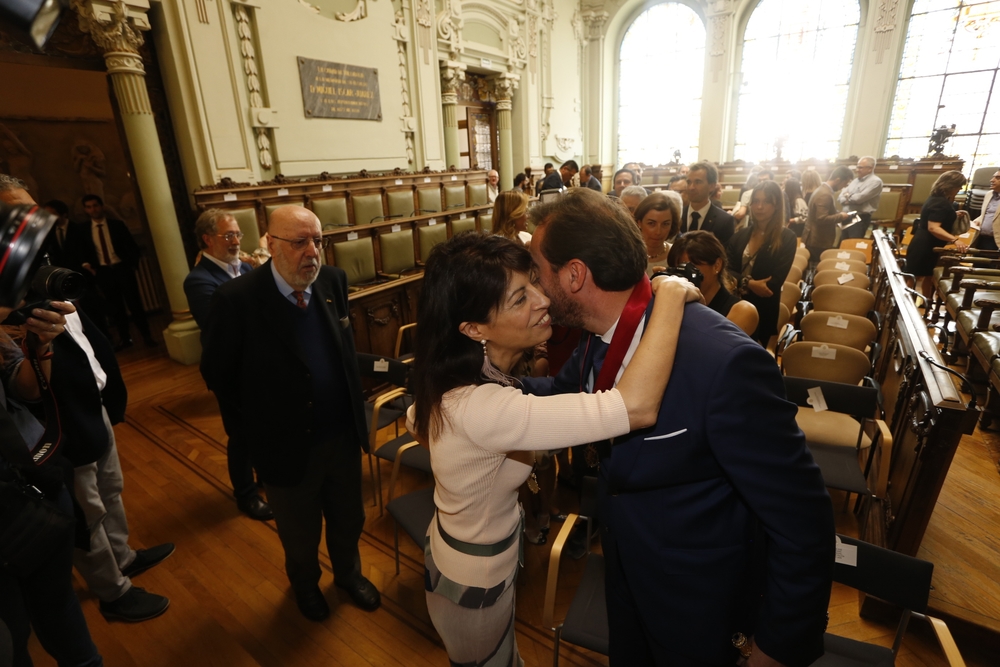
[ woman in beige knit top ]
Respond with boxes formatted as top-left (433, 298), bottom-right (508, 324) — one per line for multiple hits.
top-left (408, 232), bottom-right (698, 666)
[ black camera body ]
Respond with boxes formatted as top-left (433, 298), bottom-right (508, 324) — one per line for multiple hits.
top-left (653, 262), bottom-right (704, 288)
top-left (2, 265), bottom-right (83, 326)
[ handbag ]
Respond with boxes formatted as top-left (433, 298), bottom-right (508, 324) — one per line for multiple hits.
top-left (953, 210), bottom-right (971, 236)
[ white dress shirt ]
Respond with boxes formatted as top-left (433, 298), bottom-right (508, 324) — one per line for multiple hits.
top-left (202, 252), bottom-right (243, 279)
top-left (90, 218), bottom-right (121, 266)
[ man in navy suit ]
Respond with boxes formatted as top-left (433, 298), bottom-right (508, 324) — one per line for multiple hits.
top-left (681, 162), bottom-right (736, 246)
top-left (523, 188), bottom-right (834, 667)
top-left (183, 209), bottom-right (272, 522)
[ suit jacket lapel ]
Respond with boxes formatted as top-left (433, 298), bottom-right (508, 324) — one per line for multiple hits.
top-left (200, 258), bottom-right (230, 284)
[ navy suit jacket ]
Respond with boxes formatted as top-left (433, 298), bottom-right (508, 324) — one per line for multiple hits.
top-left (522, 302), bottom-right (834, 666)
top-left (200, 261), bottom-right (368, 487)
top-left (183, 257), bottom-right (253, 335)
top-left (681, 203), bottom-right (736, 247)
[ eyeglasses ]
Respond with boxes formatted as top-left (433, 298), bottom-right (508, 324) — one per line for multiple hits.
top-left (270, 235), bottom-right (331, 251)
top-left (216, 231), bottom-right (245, 242)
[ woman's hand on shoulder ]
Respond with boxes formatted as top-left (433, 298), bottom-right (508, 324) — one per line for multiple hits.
top-left (652, 274), bottom-right (704, 304)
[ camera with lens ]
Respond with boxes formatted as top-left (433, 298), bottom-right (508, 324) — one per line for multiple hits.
top-left (0, 202), bottom-right (67, 321)
top-left (3, 265), bottom-right (83, 326)
top-left (653, 262), bottom-right (704, 288)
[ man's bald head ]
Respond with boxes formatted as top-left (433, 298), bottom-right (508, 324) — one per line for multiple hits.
top-left (266, 205), bottom-right (323, 290)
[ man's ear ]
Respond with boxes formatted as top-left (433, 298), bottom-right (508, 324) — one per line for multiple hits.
top-left (458, 321), bottom-right (485, 342)
top-left (563, 259), bottom-right (589, 294)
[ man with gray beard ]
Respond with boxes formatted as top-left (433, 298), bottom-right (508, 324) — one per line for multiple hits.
top-left (200, 205), bottom-right (379, 621)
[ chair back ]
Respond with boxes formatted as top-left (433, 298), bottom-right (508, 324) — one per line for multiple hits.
top-left (467, 183), bottom-right (488, 206)
top-left (792, 253), bottom-right (809, 273)
top-left (795, 245), bottom-right (811, 261)
top-left (479, 212), bottom-right (494, 233)
top-left (379, 229), bottom-right (416, 275)
top-left (872, 190), bottom-right (902, 226)
top-left (911, 172), bottom-right (938, 208)
top-left (839, 238), bottom-right (873, 263)
top-left (799, 311), bottom-right (877, 352)
top-left (784, 376), bottom-right (879, 418)
top-left (812, 269), bottom-right (871, 290)
top-left (777, 302), bottom-right (791, 332)
top-left (812, 284), bottom-right (875, 317)
top-left (719, 188), bottom-right (740, 208)
top-left (352, 193), bottom-right (385, 226)
top-left (387, 190), bottom-right (415, 218)
top-left (786, 264), bottom-right (803, 285)
top-left (418, 223), bottom-right (449, 262)
top-left (451, 217), bottom-right (476, 235)
top-left (832, 534), bottom-right (933, 613)
top-left (417, 188), bottom-right (442, 213)
top-left (356, 353), bottom-right (411, 387)
top-left (816, 258), bottom-right (868, 274)
top-left (820, 248), bottom-right (867, 263)
top-left (312, 197), bottom-right (350, 230)
top-left (444, 184), bottom-right (467, 209)
top-left (782, 341), bottom-right (870, 383)
top-left (780, 282), bottom-right (802, 314)
top-left (230, 207), bottom-right (262, 252)
top-left (334, 237), bottom-right (377, 285)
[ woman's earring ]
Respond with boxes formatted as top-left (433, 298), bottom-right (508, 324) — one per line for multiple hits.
top-left (480, 339), bottom-right (514, 386)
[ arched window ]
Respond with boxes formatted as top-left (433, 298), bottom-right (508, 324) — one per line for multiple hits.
top-left (734, 0), bottom-right (861, 162)
top-left (885, 1), bottom-right (1000, 178)
top-left (617, 3), bottom-right (706, 167)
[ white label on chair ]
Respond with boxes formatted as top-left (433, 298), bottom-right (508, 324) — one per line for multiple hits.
top-left (837, 251), bottom-right (851, 259)
top-left (807, 386), bottom-right (828, 412)
top-left (424, 177), bottom-right (432, 183)
top-left (347, 231), bottom-right (359, 240)
top-left (835, 536), bottom-right (858, 567)
top-left (322, 185), bottom-right (333, 192)
top-left (223, 192), bottom-right (237, 202)
top-left (725, 185), bottom-right (734, 190)
top-left (451, 175), bottom-right (458, 181)
top-left (933, 164), bottom-right (944, 169)
top-left (277, 188), bottom-right (290, 196)
top-left (487, 208), bottom-right (493, 215)
top-left (827, 315), bottom-right (850, 329)
top-left (835, 261), bottom-right (851, 271)
top-left (391, 224), bottom-right (401, 232)
top-left (429, 219), bottom-right (437, 225)
top-left (882, 187), bottom-right (890, 193)
top-left (812, 344), bottom-right (837, 360)
top-left (856, 242), bottom-right (868, 249)
top-left (736, 167), bottom-right (744, 172)
top-left (395, 179), bottom-right (403, 185)
top-left (459, 213), bottom-right (467, 219)
top-left (889, 165), bottom-right (899, 170)
top-left (374, 358), bottom-right (390, 372)
top-left (837, 273), bottom-right (855, 285)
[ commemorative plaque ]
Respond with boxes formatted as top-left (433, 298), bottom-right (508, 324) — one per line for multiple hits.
top-left (297, 57), bottom-right (382, 121)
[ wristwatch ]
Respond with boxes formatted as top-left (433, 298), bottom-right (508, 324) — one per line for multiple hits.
top-left (732, 632), bottom-right (753, 659)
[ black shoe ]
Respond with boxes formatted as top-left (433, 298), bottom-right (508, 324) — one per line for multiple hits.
top-left (100, 586), bottom-right (170, 622)
top-left (114, 338), bottom-right (134, 352)
top-left (295, 587), bottom-right (330, 621)
top-left (237, 494), bottom-right (274, 521)
top-left (335, 573), bottom-right (381, 611)
top-left (121, 543), bottom-right (175, 579)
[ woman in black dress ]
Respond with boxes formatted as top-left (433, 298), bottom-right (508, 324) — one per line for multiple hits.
top-left (669, 230), bottom-right (759, 336)
top-left (906, 170), bottom-right (970, 300)
top-left (727, 180), bottom-right (797, 345)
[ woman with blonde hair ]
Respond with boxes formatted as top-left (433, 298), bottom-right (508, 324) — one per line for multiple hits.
top-left (492, 190), bottom-right (531, 245)
top-left (801, 169), bottom-right (822, 204)
top-left (906, 170), bottom-right (970, 299)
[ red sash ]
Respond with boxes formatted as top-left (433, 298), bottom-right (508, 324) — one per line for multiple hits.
top-left (593, 275), bottom-right (652, 392)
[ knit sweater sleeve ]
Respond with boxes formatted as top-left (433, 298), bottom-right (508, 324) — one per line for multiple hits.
top-left (458, 384), bottom-right (630, 454)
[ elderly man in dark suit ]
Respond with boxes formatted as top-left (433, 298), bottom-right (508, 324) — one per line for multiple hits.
top-left (201, 205), bottom-right (379, 622)
top-left (71, 195), bottom-right (155, 350)
top-left (523, 188), bottom-right (834, 667)
top-left (680, 162), bottom-right (736, 246)
top-left (183, 209), bottom-right (271, 522)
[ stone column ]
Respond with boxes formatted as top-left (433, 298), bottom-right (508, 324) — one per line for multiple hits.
top-left (580, 10), bottom-right (608, 167)
top-left (74, 0), bottom-right (201, 364)
top-left (440, 61), bottom-right (466, 169)
top-left (494, 74), bottom-right (519, 191)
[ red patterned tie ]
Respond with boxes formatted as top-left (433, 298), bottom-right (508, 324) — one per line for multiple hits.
top-left (292, 290), bottom-right (307, 309)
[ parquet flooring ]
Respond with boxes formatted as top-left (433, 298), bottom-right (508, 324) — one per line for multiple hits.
top-left (25, 347), bottom-right (1000, 666)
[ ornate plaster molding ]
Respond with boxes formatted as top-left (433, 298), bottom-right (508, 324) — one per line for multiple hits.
top-left (234, 4), bottom-right (273, 169)
top-left (436, 0), bottom-right (462, 59)
top-left (71, 0), bottom-right (147, 57)
top-left (873, 0), bottom-right (900, 65)
top-left (393, 11), bottom-right (416, 164)
top-left (416, 0), bottom-right (432, 63)
top-left (707, 9), bottom-right (732, 83)
top-left (335, 0), bottom-right (376, 22)
top-left (580, 10), bottom-right (607, 42)
top-left (508, 15), bottom-right (527, 70)
top-left (440, 60), bottom-right (467, 105)
top-left (492, 74), bottom-right (518, 111)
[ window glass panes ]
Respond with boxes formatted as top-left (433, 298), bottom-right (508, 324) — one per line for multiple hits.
top-left (886, 1), bottom-right (1000, 178)
top-left (617, 3), bottom-right (706, 167)
top-left (734, 0), bottom-right (860, 162)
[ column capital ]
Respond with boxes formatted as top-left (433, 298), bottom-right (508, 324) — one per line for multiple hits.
top-left (440, 61), bottom-right (466, 104)
top-left (492, 73), bottom-right (519, 109)
top-left (71, 0), bottom-right (149, 57)
top-left (581, 10), bottom-right (608, 42)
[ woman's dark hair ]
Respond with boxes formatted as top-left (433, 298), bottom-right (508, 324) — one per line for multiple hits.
top-left (784, 178), bottom-right (803, 222)
top-left (668, 230), bottom-right (736, 292)
top-left (750, 180), bottom-right (786, 252)
top-left (411, 232), bottom-right (532, 439)
top-left (513, 173), bottom-right (527, 189)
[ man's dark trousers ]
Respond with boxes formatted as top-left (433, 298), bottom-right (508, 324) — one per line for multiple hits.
top-left (96, 263), bottom-right (151, 343)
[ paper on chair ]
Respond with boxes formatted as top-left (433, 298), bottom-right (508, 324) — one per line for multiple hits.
top-left (391, 224), bottom-right (401, 232)
top-left (837, 251), bottom-right (851, 259)
top-left (855, 242), bottom-right (868, 249)
top-left (277, 188), bottom-right (289, 197)
top-left (827, 315), bottom-right (849, 329)
top-left (835, 536), bottom-right (858, 566)
top-left (223, 192), bottom-right (237, 202)
top-left (347, 231), bottom-right (359, 240)
top-left (835, 261), bottom-right (851, 271)
top-left (811, 344), bottom-right (837, 360)
top-left (807, 386), bottom-right (828, 412)
top-left (837, 273), bottom-right (855, 285)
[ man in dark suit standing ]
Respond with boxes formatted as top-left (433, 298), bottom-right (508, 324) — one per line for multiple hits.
top-left (72, 195), bottom-right (155, 349)
top-left (523, 188), bottom-right (834, 667)
top-left (201, 205), bottom-right (379, 622)
top-left (183, 209), bottom-right (271, 522)
top-left (681, 162), bottom-right (736, 246)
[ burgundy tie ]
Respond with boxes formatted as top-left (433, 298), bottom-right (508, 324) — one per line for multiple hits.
top-left (292, 290), bottom-right (307, 309)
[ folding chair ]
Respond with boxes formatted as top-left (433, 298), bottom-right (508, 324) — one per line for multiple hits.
top-left (811, 284), bottom-right (875, 318)
top-left (820, 248), bottom-right (867, 264)
top-left (816, 258), bottom-right (868, 275)
top-left (811, 270), bottom-right (870, 291)
top-left (385, 485), bottom-right (435, 574)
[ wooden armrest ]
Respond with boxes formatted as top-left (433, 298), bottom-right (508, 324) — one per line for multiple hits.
top-left (368, 387), bottom-right (407, 449)
top-left (395, 322), bottom-right (417, 358)
top-left (959, 280), bottom-right (1000, 308)
top-left (542, 513), bottom-right (582, 630)
top-left (974, 298), bottom-right (1000, 329)
top-left (909, 614), bottom-right (967, 667)
top-left (388, 440), bottom-right (420, 503)
top-left (872, 419), bottom-right (892, 498)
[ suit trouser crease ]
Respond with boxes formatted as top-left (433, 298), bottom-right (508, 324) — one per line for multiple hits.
top-left (263, 437), bottom-right (365, 593)
top-left (72, 407), bottom-right (136, 602)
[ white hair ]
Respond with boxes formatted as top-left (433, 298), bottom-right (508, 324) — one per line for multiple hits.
top-left (621, 185), bottom-right (647, 199)
top-left (859, 156), bottom-right (877, 168)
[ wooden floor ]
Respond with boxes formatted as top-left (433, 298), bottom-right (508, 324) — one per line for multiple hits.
top-left (26, 344), bottom-right (1000, 666)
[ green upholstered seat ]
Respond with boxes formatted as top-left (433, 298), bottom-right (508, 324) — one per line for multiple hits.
top-left (387, 190), bottom-right (415, 219)
top-left (352, 193), bottom-right (385, 226)
top-left (467, 183), bottom-right (488, 206)
top-left (417, 188), bottom-right (442, 213)
top-left (418, 223), bottom-right (448, 262)
top-left (312, 197), bottom-right (350, 230)
top-left (958, 308), bottom-right (1000, 341)
top-left (229, 207), bottom-right (261, 252)
top-left (971, 331), bottom-right (1000, 367)
top-left (379, 229), bottom-right (415, 275)
top-left (444, 184), bottom-right (466, 210)
top-left (879, 172), bottom-right (910, 185)
top-left (334, 237), bottom-right (377, 285)
top-left (910, 173), bottom-right (938, 208)
top-left (871, 191), bottom-right (900, 224)
top-left (479, 212), bottom-right (494, 233)
top-left (451, 217), bottom-right (476, 235)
